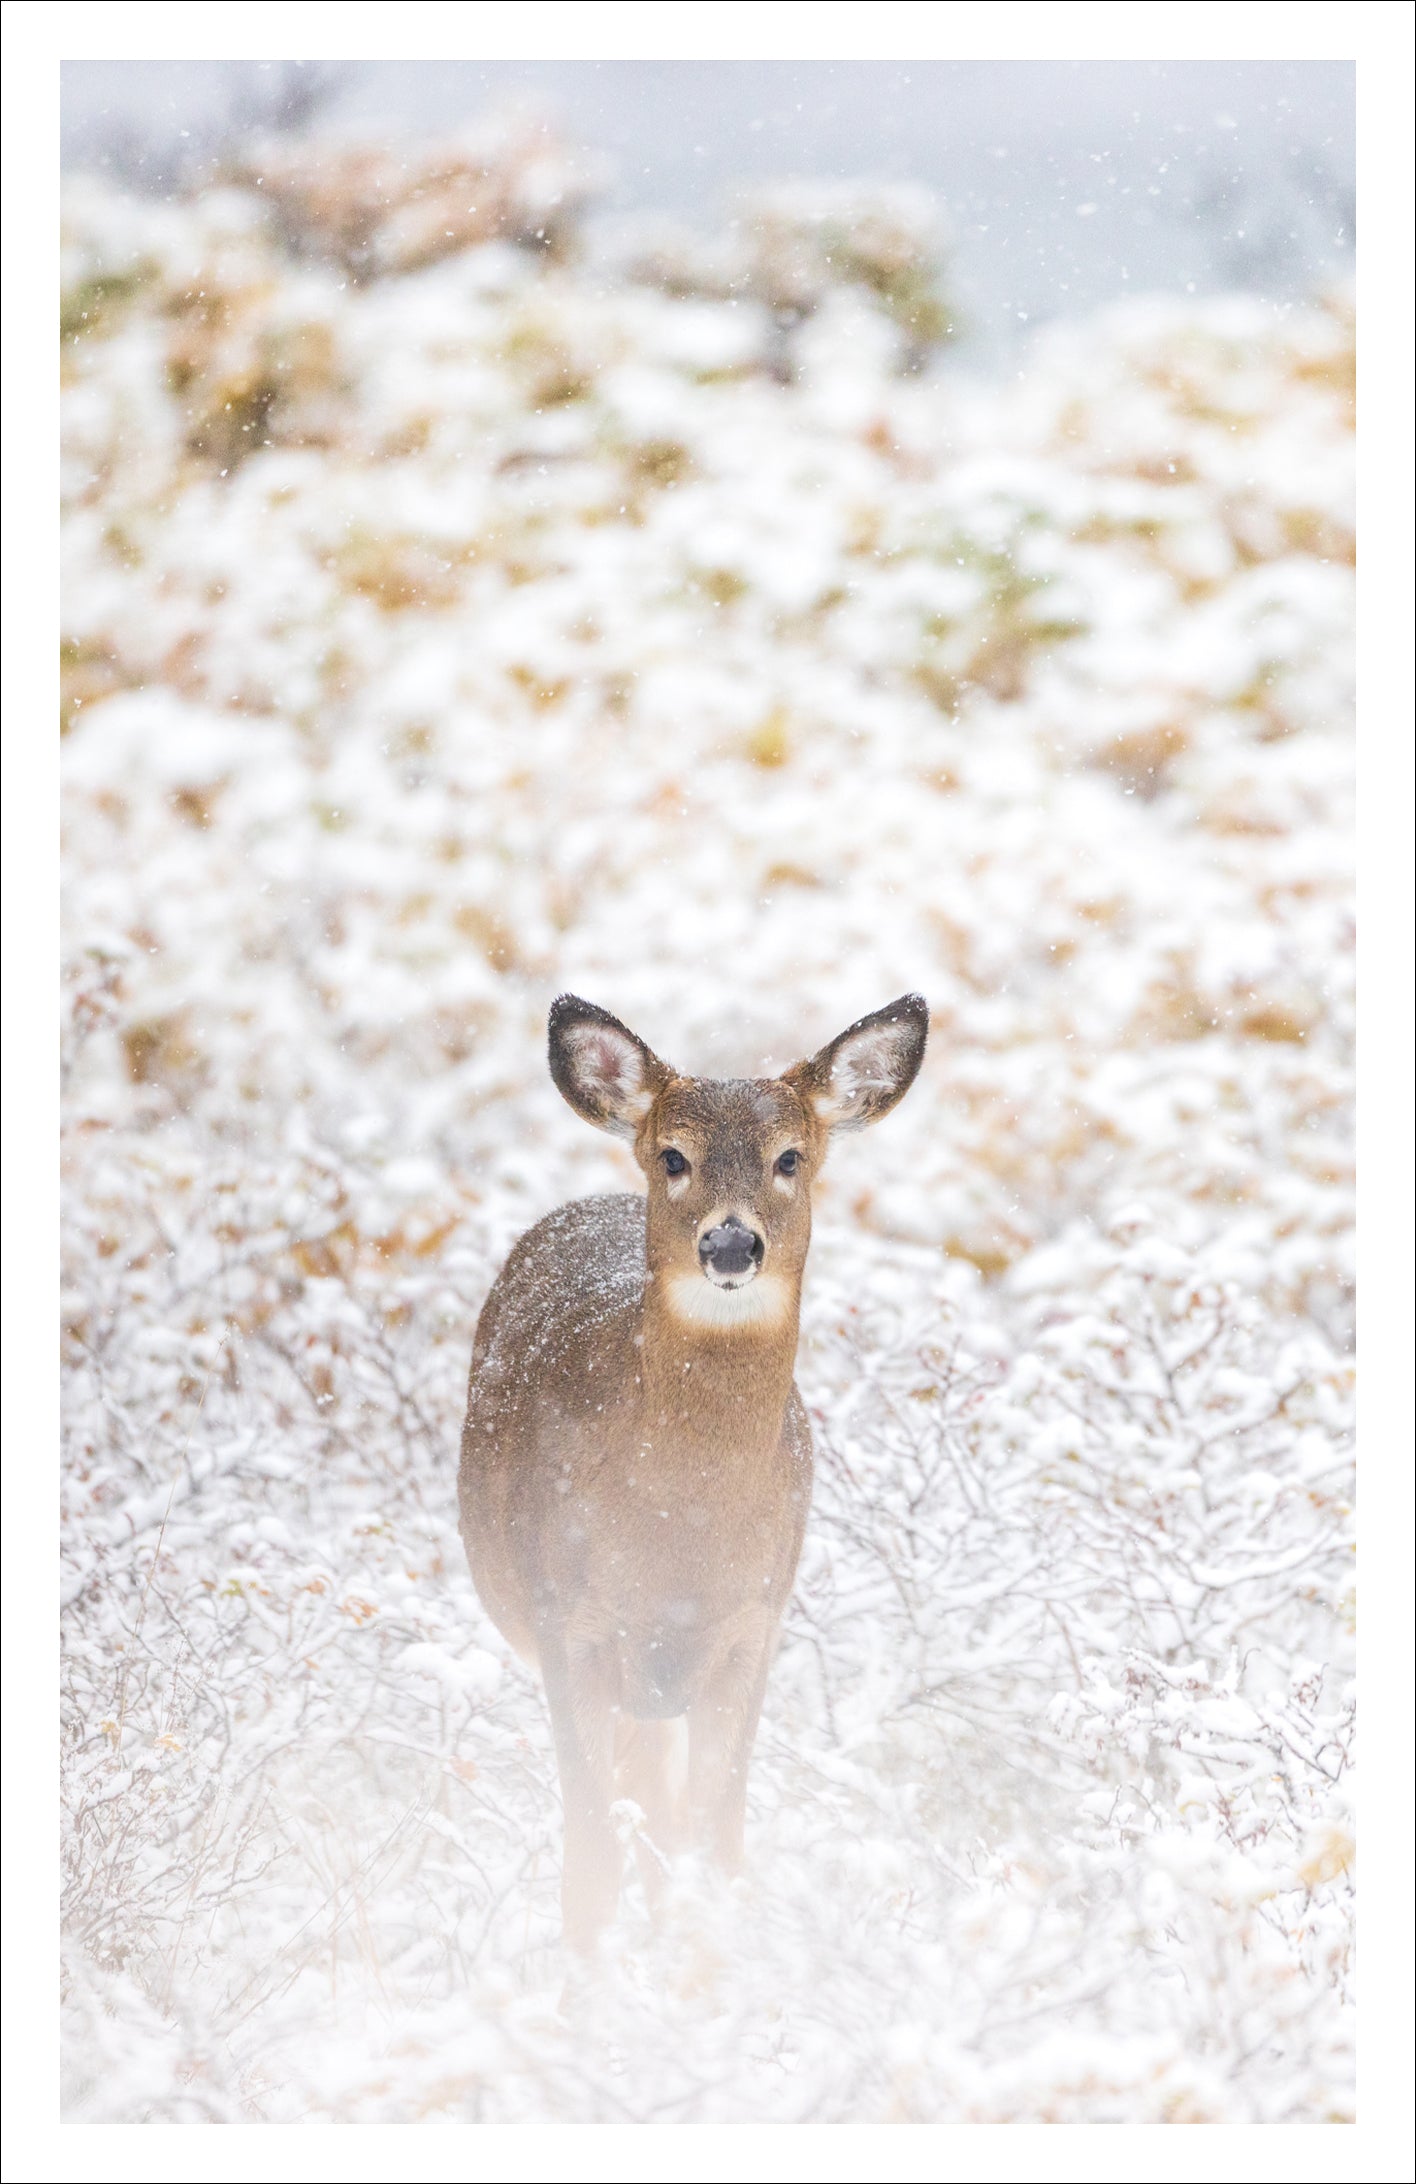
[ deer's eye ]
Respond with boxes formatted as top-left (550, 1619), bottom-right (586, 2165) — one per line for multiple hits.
top-left (775, 1149), bottom-right (800, 1177)
top-left (660, 1149), bottom-right (688, 1177)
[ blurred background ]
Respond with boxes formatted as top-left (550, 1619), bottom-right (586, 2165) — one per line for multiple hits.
top-left (63, 58), bottom-right (1354, 359)
top-left (60, 59), bottom-right (1355, 2126)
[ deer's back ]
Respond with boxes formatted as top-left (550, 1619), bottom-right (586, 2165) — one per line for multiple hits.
top-left (460, 1193), bottom-right (645, 1492)
top-left (458, 1196), bottom-right (645, 1644)
top-left (467, 1192), bottom-right (646, 1407)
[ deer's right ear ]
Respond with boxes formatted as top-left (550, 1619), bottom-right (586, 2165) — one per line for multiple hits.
top-left (548, 995), bottom-right (672, 1140)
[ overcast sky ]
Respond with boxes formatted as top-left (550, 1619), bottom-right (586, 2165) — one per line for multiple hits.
top-left (63, 59), bottom-right (1354, 357)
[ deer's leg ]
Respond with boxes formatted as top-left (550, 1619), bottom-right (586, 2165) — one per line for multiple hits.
top-left (686, 1631), bottom-right (774, 1874)
top-left (538, 1630), bottom-right (620, 1953)
top-left (614, 1716), bottom-right (688, 1908)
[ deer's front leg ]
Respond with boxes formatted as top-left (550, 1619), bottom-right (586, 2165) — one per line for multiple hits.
top-left (538, 1628), bottom-right (620, 1953)
top-left (686, 1629), bottom-right (774, 1874)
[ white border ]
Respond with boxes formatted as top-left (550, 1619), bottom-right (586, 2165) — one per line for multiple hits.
top-left (6, 3), bottom-right (1412, 2180)
top-left (14, 0), bottom-right (1390, 62)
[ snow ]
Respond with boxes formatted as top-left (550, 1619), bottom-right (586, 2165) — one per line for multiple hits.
top-left (60, 142), bottom-right (1354, 2124)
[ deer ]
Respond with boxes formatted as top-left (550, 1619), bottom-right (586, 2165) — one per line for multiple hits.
top-left (457, 990), bottom-right (928, 1953)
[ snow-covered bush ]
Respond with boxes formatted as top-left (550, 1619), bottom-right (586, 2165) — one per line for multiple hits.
top-left (231, 110), bottom-right (605, 279)
top-left (60, 139), bottom-right (1353, 2122)
top-left (627, 177), bottom-right (954, 372)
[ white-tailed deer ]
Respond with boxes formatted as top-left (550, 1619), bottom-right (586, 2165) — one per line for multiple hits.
top-left (458, 992), bottom-right (928, 1951)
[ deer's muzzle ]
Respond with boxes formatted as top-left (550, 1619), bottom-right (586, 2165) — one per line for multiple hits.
top-left (698, 1214), bottom-right (765, 1286)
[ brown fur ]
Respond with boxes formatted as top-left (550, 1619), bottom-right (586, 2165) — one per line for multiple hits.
top-left (458, 992), bottom-right (927, 1950)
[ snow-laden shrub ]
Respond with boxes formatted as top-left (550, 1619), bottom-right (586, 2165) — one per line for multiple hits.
top-left (232, 111), bottom-right (604, 278)
top-left (627, 177), bottom-right (954, 374)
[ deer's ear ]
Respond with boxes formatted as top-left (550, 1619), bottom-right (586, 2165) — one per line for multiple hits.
top-left (548, 995), bottom-right (672, 1140)
top-left (784, 993), bottom-right (929, 1132)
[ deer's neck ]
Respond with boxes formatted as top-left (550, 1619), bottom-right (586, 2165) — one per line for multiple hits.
top-left (639, 1273), bottom-right (800, 1463)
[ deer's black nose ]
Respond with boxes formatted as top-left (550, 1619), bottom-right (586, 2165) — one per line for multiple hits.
top-left (699, 1216), bottom-right (765, 1278)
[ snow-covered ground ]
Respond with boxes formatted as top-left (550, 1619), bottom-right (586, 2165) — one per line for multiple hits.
top-left (60, 135), bottom-right (1354, 2124)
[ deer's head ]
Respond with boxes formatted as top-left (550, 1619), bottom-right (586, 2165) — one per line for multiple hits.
top-left (548, 992), bottom-right (928, 1332)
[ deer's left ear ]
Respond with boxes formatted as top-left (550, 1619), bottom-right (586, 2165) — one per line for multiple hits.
top-left (784, 993), bottom-right (929, 1132)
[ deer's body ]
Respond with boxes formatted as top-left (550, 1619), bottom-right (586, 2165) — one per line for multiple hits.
top-left (458, 995), bottom-right (926, 1950)
top-left (462, 1192), bottom-right (812, 1717)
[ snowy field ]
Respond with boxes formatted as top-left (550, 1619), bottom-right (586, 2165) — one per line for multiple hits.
top-left (60, 126), bottom-right (1355, 2124)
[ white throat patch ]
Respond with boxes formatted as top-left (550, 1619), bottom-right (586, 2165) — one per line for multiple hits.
top-left (661, 1270), bottom-right (792, 1333)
